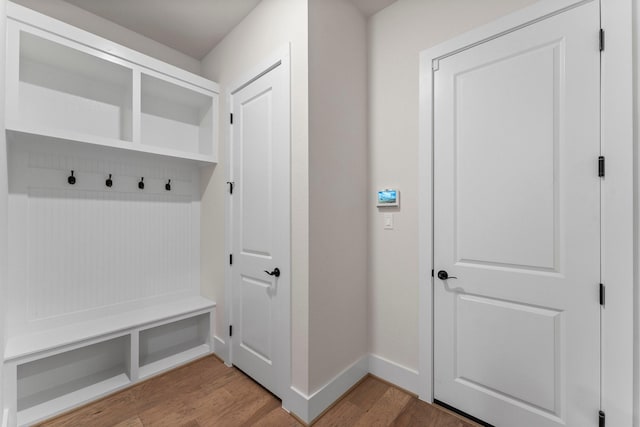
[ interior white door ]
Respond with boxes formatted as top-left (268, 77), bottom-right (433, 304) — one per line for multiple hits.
top-left (230, 61), bottom-right (289, 398)
top-left (433, 2), bottom-right (600, 427)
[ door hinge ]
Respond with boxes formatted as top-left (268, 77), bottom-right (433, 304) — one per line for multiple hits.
top-left (431, 269), bottom-right (434, 277)
top-left (599, 29), bottom-right (605, 52)
top-left (229, 325), bottom-right (233, 337)
top-left (226, 181), bottom-right (234, 194)
top-left (600, 283), bottom-right (605, 306)
top-left (599, 410), bottom-right (605, 427)
top-left (230, 113), bottom-right (234, 124)
top-left (598, 156), bottom-right (605, 177)
top-left (229, 254), bottom-right (233, 265)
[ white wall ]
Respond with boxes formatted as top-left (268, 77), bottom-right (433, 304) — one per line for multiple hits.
top-left (10, 0), bottom-right (201, 74)
top-left (199, 0), bottom-right (310, 394)
top-left (0, 0), bottom-right (7, 415)
top-left (635, 2), bottom-right (640, 425)
top-left (308, 0), bottom-right (368, 393)
top-left (367, 0), bottom-right (539, 372)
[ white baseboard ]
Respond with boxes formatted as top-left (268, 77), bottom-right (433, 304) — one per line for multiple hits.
top-left (212, 335), bottom-right (230, 366)
top-left (2, 408), bottom-right (9, 427)
top-left (283, 386), bottom-right (309, 422)
top-left (368, 354), bottom-right (419, 395)
top-left (284, 355), bottom-right (368, 424)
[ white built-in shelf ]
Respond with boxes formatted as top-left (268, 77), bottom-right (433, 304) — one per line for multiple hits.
top-left (5, 2), bottom-right (220, 165)
top-left (138, 313), bottom-right (212, 379)
top-left (5, 296), bottom-right (215, 426)
top-left (2, 4), bottom-right (220, 426)
top-left (141, 72), bottom-right (215, 159)
top-left (18, 373), bottom-right (130, 427)
top-left (17, 337), bottom-right (130, 427)
top-left (139, 344), bottom-right (211, 380)
top-left (5, 296), bottom-right (215, 362)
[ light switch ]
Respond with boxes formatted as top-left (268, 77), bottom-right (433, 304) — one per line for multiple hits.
top-left (384, 213), bottom-right (393, 230)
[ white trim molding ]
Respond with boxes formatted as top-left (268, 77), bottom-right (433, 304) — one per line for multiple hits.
top-left (600, 1), bottom-right (634, 426)
top-left (419, 0), bottom-right (634, 425)
top-left (285, 355), bottom-right (368, 424)
top-left (2, 408), bottom-right (9, 427)
top-left (368, 354), bottom-right (419, 395)
top-left (212, 335), bottom-right (230, 367)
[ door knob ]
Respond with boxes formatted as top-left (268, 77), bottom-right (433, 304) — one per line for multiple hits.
top-left (437, 270), bottom-right (457, 280)
top-left (264, 268), bottom-right (280, 278)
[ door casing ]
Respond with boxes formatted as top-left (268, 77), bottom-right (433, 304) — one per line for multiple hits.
top-left (418, 1), bottom-right (634, 426)
top-left (224, 44), bottom-right (292, 402)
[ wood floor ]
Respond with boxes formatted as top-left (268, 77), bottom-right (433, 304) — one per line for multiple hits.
top-left (38, 356), bottom-right (479, 427)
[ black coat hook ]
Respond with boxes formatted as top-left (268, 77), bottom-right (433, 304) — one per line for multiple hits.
top-left (106, 174), bottom-right (113, 188)
top-left (67, 170), bottom-right (76, 185)
top-left (138, 177), bottom-right (144, 190)
top-left (165, 179), bottom-right (171, 191)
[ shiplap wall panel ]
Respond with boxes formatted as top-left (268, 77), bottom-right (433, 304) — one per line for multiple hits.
top-left (7, 139), bottom-right (200, 337)
top-left (27, 188), bottom-right (192, 320)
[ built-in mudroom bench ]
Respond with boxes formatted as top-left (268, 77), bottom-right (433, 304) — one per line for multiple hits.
top-left (2, 3), bottom-right (219, 426)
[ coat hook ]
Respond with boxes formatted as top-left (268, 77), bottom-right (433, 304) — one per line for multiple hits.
top-left (165, 179), bottom-right (171, 191)
top-left (67, 170), bottom-right (76, 185)
top-left (138, 177), bottom-right (144, 190)
top-left (105, 174), bottom-right (113, 188)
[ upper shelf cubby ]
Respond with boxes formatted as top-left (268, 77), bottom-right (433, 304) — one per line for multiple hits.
top-left (17, 30), bottom-right (134, 143)
top-left (141, 72), bottom-right (215, 158)
top-left (4, 2), bottom-right (220, 164)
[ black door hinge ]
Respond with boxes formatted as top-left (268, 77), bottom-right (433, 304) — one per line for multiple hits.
top-left (598, 156), bottom-right (605, 177)
top-left (599, 410), bottom-right (605, 427)
top-left (229, 254), bottom-right (233, 265)
top-left (230, 113), bottom-right (234, 124)
top-left (226, 181), bottom-right (234, 194)
top-left (600, 29), bottom-right (605, 52)
top-left (431, 269), bottom-right (434, 277)
top-left (600, 283), bottom-right (605, 306)
top-left (229, 325), bottom-right (233, 337)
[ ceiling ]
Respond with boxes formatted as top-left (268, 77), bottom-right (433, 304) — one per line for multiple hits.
top-left (62, 0), bottom-right (397, 60)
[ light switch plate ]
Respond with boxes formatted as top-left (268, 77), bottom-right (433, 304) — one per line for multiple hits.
top-left (384, 213), bottom-right (393, 230)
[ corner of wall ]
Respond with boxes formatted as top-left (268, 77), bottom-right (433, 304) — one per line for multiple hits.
top-left (284, 354), bottom-right (368, 424)
top-left (633, 1), bottom-right (639, 426)
top-left (307, 0), bottom-right (369, 394)
top-left (0, 0), bottom-right (8, 415)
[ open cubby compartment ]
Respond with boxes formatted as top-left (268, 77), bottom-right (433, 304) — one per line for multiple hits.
top-left (16, 335), bottom-right (131, 426)
top-left (11, 24), bottom-right (133, 142)
top-left (138, 312), bottom-right (211, 379)
top-left (141, 72), bottom-right (215, 157)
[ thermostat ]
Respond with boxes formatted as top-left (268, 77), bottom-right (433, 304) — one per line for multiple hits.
top-left (377, 189), bottom-right (399, 207)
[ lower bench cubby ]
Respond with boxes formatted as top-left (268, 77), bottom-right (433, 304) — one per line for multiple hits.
top-left (3, 297), bottom-right (215, 426)
top-left (17, 336), bottom-right (131, 426)
top-left (139, 313), bottom-right (211, 379)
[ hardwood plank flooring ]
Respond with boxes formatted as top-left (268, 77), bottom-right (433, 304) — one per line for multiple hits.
top-left (38, 356), bottom-right (479, 427)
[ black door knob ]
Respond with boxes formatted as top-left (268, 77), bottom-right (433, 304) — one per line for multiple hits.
top-left (264, 268), bottom-right (280, 278)
top-left (437, 270), bottom-right (457, 280)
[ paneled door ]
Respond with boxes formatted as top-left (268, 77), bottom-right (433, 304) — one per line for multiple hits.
top-left (230, 58), bottom-right (289, 398)
top-left (433, 2), bottom-right (601, 426)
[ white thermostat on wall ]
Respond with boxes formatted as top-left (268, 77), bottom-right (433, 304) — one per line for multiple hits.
top-left (377, 189), bottom-right (399, 207)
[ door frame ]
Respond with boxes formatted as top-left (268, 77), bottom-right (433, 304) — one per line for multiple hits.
top-left (224, 44), bottom-right (292, 400)
top-left (417, 1), bottom-right (634, 426)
